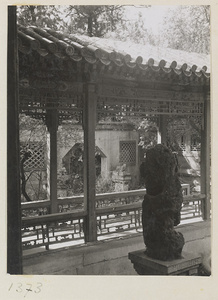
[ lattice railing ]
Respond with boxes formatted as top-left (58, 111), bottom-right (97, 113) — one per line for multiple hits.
top-left (96, 189), bottom-right (145, 208)
top-left (181, 195), bottom-right (204, 221)
top-left (22, 211), bottom-right (86, 250)
top-left (96, 203), bottom-right (142, 238)
top-left (22, 200), bottom-right (50, 217)
top-left (21, 185), bottom-right (190, 216)
top-left (21, 189), bottom-right (204, 251)
top-left (21, 189), bottom-right (145, 217)
top-left (58, 196), bottom-right (84, 212)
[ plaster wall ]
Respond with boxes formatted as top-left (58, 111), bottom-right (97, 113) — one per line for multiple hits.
top-left (58, 127), bottom-right (140, 186)
top-left (23, 221), bottom-right (211, 275)
top-left (95, 129), bottom-right (139, 183)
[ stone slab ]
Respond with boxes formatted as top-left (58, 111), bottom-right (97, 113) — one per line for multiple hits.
top-left (128, 250), bottom-right (202, 275)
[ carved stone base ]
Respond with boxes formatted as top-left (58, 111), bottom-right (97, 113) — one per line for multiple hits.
top-left (128, 250), bottom-right (202, 276)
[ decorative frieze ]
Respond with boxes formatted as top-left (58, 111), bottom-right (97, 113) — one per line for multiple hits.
top-left (19, 80), bottom-right (206, 124)
top-left (96, 83), bottom-right (204, 121)
top-left (97, 98), bottom-right (203, 122)
top-left (19, 86), bottom-right (84, 124)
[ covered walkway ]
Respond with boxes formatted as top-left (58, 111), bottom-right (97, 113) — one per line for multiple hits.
top-left (8, 7), bottom-right (210, 274)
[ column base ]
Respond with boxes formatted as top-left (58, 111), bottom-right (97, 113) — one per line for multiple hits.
top-left (128, 250), bottom-right (202, 275)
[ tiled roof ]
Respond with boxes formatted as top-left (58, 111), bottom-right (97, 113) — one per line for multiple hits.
top-left (18, 25), bottom-right (210, 79)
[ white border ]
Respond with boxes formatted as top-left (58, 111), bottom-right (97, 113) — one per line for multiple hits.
top-left (1, 1), bottom-right (217, 299)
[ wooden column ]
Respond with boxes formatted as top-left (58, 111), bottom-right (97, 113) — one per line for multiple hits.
top-left (158, 115), bottom-right (167, 144)
top-left (46, 129), bottom-right (51, 204)
top-left (7, 6), bottom-right (23, 274)
top-left (200, 93), bottom-right (211, 220)
top-left (46, 110), bottom-right (58, 213)
top-left (83, 83), bottom-right (97, 242)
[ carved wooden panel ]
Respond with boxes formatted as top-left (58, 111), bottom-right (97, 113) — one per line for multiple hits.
top-left (19, 86), bottom-right (83, 124)
top-left (97, 84), bottom-right (204, 120)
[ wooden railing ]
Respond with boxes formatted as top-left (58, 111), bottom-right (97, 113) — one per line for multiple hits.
top-left (21, 189), bottom-right (145, 216)
top-left (21, 185), bottom-right (190, 216)
top-left (22, 210), bottom-right (86, 250)
top-left (21, 188), bottom-right (205, 252)
top-left (181, 194), bottom-right (205, 221)
top-left (96, 202), bottom-right (142, 238)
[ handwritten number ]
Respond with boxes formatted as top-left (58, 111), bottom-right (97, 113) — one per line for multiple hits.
top-left (16, 282), bottom-right (22, 293)
top-left (24, 284), bottom-right (32, 298)
top-left (8, 282), bottom-right (42, 295)
top-left (35, 282), bottom-right (42, 293)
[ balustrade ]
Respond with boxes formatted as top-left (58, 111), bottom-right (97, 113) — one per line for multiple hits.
top-left (22, 210), bottom-right (86, 250)
top-left (181, 194), bottom-right (205, 221)
top-left (97, 203), bottom-right (142, 239)
top-left (21, 187), bottom-right (205, 252)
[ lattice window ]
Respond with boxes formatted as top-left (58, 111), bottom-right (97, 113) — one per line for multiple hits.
top-left (20, 142), bottom-right (45, 171)
top-left (120, 141), bottom-right (136, 164)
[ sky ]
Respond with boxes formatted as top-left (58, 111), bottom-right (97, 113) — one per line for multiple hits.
top-left (60, 5), bottom-right (178, 35)
top-left (123, 5), bottom-right (177, 34)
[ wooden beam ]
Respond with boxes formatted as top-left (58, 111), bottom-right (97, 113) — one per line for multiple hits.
top-left (7, 6), bottom-right (23, 274)
top-left (83, 83), bottom-right (97, 242)
top-left (200, 93), bottom-right (211, 220)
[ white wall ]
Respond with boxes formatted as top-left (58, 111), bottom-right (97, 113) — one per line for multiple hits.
top-left (95, 129), bottom-right (139, 185)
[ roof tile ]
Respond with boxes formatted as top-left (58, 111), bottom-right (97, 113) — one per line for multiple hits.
top-left (18, 25), bottom-right (210, 79)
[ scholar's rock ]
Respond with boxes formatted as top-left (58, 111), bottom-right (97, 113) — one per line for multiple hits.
top-left (141, 144), bottom-right (185, 261)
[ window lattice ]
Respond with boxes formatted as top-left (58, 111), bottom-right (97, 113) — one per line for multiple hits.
top-left (20, 142), bottom-right (45, 171)
top-left (120, 141), bottom-right (136, 164)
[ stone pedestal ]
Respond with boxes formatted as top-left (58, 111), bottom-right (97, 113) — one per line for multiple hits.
top-left (112, 171), bottom-right (131, 191)
top-left (128, 250), bottom-right (202, 276)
